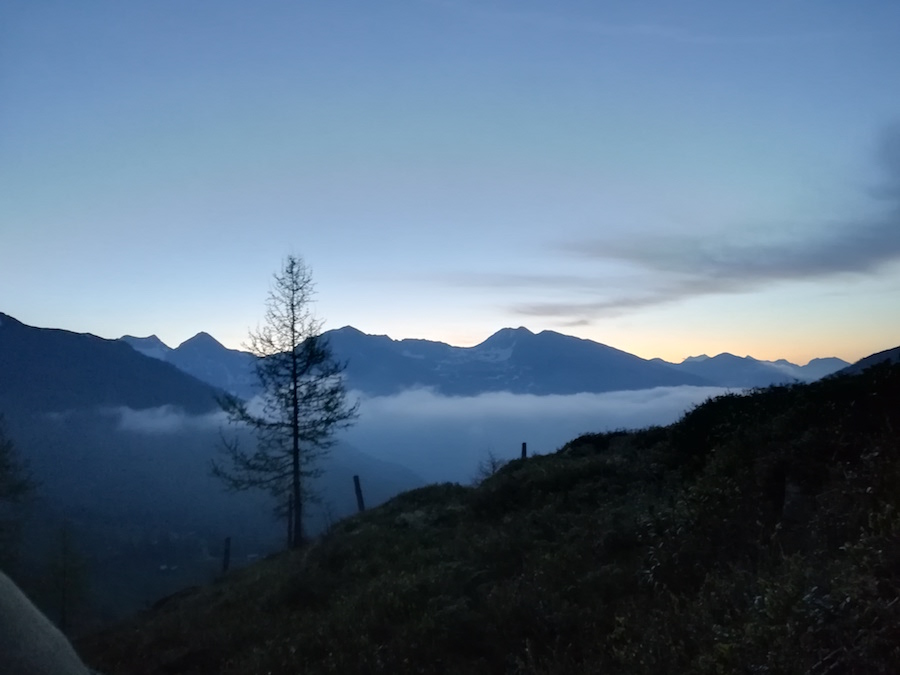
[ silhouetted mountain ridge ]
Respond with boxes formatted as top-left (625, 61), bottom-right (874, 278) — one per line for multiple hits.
top-left (323, 325), bottom-right (712, 395)
top-left (0, 313), bottom-right (221, 414)
top-left (116, 323), bottom-right (852, 397)
top-left (0, 312), bottom-right (856, 413)
top-left (652, 352), bottom-right (851, 388)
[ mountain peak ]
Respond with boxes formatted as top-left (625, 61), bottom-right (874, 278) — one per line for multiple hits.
top-left (121, 334), bottom-right (170, 348)
top-left (176, 332), bottom-right (226, 352)
top-left (486, 326), bottom-right (533, 340)
top-left (332, 325), bottom-right (366, 337)
top-left (709, 352), bottom-right (747, 362)
top-left (476, 327), bottom-right (534, 351)
top-left (806, 357), bottom-right (848, 367)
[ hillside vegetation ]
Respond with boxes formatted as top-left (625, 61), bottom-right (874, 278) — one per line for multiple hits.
top-left (78, 363), bottom-right (900, 674)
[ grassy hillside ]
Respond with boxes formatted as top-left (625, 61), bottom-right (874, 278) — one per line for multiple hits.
top-left (78, 363), bottom-right (900, 674)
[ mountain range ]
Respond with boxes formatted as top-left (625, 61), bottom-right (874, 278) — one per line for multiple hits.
top-left (124, 323), bottom-right (852, 400)
top-left (121, 331), bottom-right (256, 400)
top-left (3, 311), bottom-right (893, 415)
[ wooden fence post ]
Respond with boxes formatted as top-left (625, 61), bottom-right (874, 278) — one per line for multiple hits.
top-left (353, 475), bottom-right (366, 512)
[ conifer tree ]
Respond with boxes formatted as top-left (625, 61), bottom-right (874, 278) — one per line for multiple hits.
top-left (213, 256), bottom-right (357, 547)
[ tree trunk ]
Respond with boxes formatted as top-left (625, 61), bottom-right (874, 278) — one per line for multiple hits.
top-left (291, 434), bottom-right (303, 548)
top-left (287, 493), bottom-right (294, 548)
top-left (290, 303), bottom-right (303, 548)
top-left (292, 447), bottom-right (302, 546)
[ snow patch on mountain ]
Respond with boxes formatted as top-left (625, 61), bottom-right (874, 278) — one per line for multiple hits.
top-left (471, 346), bottom-right (514, 363)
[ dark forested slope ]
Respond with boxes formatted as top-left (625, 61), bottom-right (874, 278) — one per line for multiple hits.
top-left (0, 313), bottom-right (221, 415)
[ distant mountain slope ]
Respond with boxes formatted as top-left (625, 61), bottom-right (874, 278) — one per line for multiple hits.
top-left (168, 332), bottom-right (258, 399)
top-left (837, 344), bottom-right (900, 376)
top-left (651, 353), bottom-right (848, 388)
top-left (120, 334), bottom-right (172, 361)
top-left (794, 357), bottom-right (850, 380)
top-left (121, 325), bottom-right (714, 397)
top-left (122, 332), bottom-right (258, 399)
top-left (323, 326), bottom-right (712, 395)
top-left (0, 313), bottom-right (221, 414)
top-left (119, 324), bottom-right (848, 397)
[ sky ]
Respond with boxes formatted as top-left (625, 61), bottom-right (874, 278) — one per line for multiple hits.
top-left (2, 0), bottom-right (899, 364)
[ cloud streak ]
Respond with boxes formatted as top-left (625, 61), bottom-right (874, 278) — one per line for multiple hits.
top-left (111, 405), bottom-right (228, 434)
top-left (456, 124), bottom-right (900, 325)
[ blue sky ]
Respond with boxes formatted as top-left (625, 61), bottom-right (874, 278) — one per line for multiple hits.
top-left (2, 0), bottom-right (899, 363)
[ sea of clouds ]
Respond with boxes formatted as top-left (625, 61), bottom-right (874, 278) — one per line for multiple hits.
top-left (338, 385), bottom-right (732, 483)
top-left (107, 384), bottom-right (733, 485)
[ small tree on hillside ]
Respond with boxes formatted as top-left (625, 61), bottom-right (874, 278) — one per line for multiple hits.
top-left (213, 255), bottom-right (358, 547)
top-left (0, 416), bottom-right (35, 570)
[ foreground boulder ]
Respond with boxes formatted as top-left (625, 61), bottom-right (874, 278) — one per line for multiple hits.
top-left (0, 570), bottom-right (91, 675)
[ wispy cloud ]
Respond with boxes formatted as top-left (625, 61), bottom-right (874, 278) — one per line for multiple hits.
top-left (112, 405), bottom-right (228, 434)
top-left (453, 124), bottom-right (900, 325)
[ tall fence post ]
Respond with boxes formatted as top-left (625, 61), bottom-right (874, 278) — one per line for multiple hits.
top-left (222, 536), bottom-right (232, 574)
top-left (353, 474), bottom-right (366, 512)
top-left (521, 442), bottom-right (527, 459)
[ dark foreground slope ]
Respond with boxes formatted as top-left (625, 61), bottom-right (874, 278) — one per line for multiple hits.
top-left (79, 363), bottom-right (900, 674)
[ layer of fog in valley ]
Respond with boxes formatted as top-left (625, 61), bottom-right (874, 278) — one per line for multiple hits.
top-left (10, 383), bottom-right (731, 628)
top-left (342, 385), bottom-right (732, 483)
